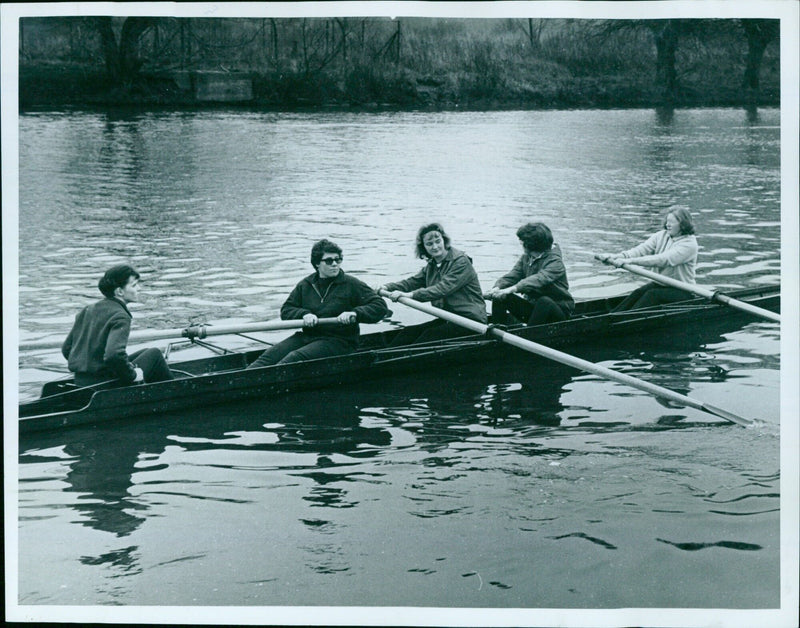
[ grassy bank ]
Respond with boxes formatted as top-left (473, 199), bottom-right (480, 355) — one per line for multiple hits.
top-left (18, 18), bottom-right (780, 111)
top-left (19, 60), bottom-right (779, 111)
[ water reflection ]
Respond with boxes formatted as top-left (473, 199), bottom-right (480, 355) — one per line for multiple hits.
top-left (745, 104), bottom-right (760, 125)
top-left (655, 106), bottom-right (674, 126)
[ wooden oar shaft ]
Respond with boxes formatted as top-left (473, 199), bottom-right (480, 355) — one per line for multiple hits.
top-left (380, 290), bottom-right (753, 426)
top-left (595, 255), bottom-right (780, 323)
top-left (18, 318), bottom-right (342, 351)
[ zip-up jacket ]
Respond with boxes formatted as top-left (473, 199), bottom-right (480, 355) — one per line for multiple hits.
top-left (61, 297), bottom-right (138, 382)
top-left (281, 270), bottom-right (389, 346)
top-left (383, 247), bottom-right (488, 323)
top-left (619, 231), bottom-right (698, 284)
top-left (493, 244), bottom-right (574, 313)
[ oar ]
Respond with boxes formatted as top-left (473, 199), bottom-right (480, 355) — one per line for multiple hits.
top-left (378, 290), bottom-right (754, 426)
top-left (18, 318), bottom-right (343, 352)
top-left (594, 254), bottom-right (780, 323)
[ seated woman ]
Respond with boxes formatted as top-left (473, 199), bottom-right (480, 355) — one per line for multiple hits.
top-left (62, 264), bottom-right (174, 387)
top-left (600, 208), bottom-right (698, 311)
top-left (484, 222), bottom-right (574, 326)
top-left (379, 223), bottom-right (487, 345)
top-left (247, 239), bottom-right (388, 368)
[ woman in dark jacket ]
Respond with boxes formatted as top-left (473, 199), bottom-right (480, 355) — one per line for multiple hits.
top-left (247, 239), bottom-right (388, 368)
top-left (62, 265), bottom-right (174, 387)
top-left (380, 223), bottom-right (487, 345)
top-left (484, 222), bottom-right (574, 326)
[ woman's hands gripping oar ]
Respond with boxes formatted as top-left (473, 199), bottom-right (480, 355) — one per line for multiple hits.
top-left (379, 289), bottom-right (756, 427)
top-left (594, 254), bottom-right (780, 323)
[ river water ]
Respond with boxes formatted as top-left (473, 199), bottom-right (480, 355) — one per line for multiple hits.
top-left (12, 107), bottom-right (786, 620)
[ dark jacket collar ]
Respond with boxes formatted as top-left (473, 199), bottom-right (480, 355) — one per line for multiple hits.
top-left (105, 296), bottom-right (133, 318)
top-left (306, 270), bottom-right (348, 286)
top-left (526, 243), bottom-right (562, 262)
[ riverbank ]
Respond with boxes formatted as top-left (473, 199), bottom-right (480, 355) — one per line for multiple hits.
top-left (19, 61), bottom-right (779, 111)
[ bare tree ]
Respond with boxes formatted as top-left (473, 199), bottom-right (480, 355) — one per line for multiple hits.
top-left (93, 16), bottom-right (156, 83)
top-left (740, 19), bottom-right (779, 90)
top-left (594, 19), bottom-right (713, 101)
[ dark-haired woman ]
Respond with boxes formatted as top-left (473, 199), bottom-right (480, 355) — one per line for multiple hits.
top-left (599, 208), bottom-right (698, 311)
top-left (62, 264), bottom-right (174, 387)
top-left (484, 222), bottom-right (574, 326)
top-left (379, 223), bottom-right (487, 345)
top-left (247, 239), bottom-right (388, 368)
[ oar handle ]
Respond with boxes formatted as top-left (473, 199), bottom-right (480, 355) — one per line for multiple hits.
top-left (181, 317), bottom-right (342, 340)
top-left (594, 254), bottom-right (780, 323)
top-left (596, 253), bottom-right (714, 295)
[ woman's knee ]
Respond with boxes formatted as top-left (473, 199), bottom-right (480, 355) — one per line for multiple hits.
top-left (529, 297), bottom-right (566, 325)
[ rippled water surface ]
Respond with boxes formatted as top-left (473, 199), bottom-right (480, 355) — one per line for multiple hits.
top-left (14, 107), bottom-right (782, 613)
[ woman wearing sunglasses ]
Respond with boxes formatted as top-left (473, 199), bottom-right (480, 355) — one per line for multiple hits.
top-left (247, 239), bottom-right (388, 368)
top-left (380, 222), bottom-right (487, 346)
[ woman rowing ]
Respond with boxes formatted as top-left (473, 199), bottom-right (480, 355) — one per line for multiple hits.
top-left (379, 222), bottom-right (487, 345)
top-left (598, 208), bottom-right (698, 311)
top-left (484, 222), bottom-right (574, 325)
top-left (247, 239), bottom-right (388, 368)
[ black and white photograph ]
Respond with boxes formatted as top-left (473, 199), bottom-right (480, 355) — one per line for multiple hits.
top-left (3, 1), bottom-right (798, 626)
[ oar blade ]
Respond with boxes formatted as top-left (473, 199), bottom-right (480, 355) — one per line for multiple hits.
top-left (700, 402), bottom-right (755, 427)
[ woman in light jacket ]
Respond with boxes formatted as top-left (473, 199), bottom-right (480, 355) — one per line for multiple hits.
top-left (600, 208), bottom-right (698, 311)
top-left (380, 223), bottom-right (487, 345)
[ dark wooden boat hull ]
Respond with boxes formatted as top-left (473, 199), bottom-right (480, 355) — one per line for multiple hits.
top-left (18, 286), bottom-right (780, 433)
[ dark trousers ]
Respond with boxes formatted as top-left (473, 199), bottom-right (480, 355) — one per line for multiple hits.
top-left (388, 319), bottom-right (475, 347)
top-left (74, 347), bottom-right (174, 387)
top-left (491, 294), bottom-right (571, 326)
top-left (613, 282), bottom-right (692, 312)
top-left (247, 332), bottom-right (354, 368)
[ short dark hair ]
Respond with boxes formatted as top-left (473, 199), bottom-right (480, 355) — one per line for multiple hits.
top-left (98, 265), bottom-right (139, 298)
top-left (415, 223), bottom-right (451, 259)
top-left (516, 222), bottom-right (553, 253)
top-left (310, 239), bottom-right (343, 268)
top-left (665, 208), bottom-right (696, 235)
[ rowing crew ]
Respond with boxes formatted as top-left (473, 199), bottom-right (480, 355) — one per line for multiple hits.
top-left (60, 210), bottom-right (698, 388)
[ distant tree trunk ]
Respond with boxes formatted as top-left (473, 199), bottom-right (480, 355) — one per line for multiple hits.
top-left (94, 16), bottom-right (155, 84)
top-left (182, 20), bottom-right (192, 70)
top-left (527, 18), bottom-right (544, 50)
top-left (301, 19), bottom-right (309, 75)
top-left (119, 17), bottom-right (155, 76)
top-left (741, 19), bottom-right (778, 90)
top-left (652, 20), bottom-right (678, 100)
top-left (336, 18), bottom-right (347, 63)
top-left (395, 20), bottom-right (401, 63)
top-left (271, 19), bottom-right (279, 67)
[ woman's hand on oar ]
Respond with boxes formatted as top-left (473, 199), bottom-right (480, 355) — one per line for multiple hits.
top-left (380, 289), bottom-right (757, 427)
top-left (592, 253), bottom-right (780, 323)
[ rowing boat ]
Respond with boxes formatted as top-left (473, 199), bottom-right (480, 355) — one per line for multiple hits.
top-left (17, 285), bottom-right (780, 433)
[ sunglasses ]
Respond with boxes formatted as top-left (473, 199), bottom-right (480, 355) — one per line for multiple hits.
top-left (320, 256), bottom-right (342, 265)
